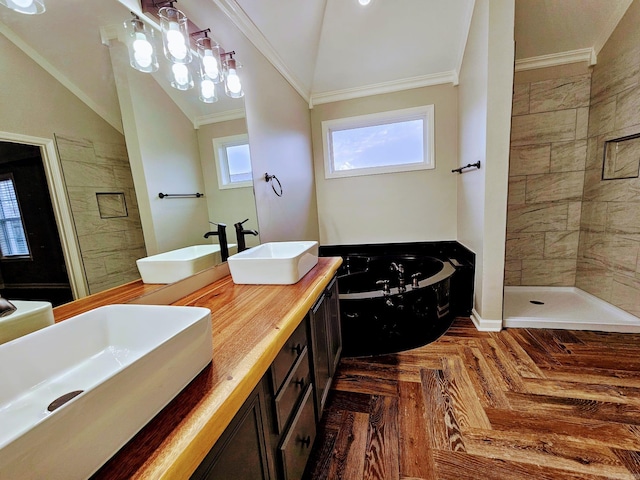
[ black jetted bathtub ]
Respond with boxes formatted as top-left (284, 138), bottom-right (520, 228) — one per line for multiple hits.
top-left (338, 254), bottom-right (456, 357)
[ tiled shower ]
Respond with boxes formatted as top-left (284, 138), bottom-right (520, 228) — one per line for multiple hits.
top-left (505, 3), bottom-right (640, 320)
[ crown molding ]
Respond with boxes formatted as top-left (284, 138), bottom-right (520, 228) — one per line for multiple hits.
top-left (514, 47), bottom-right (597, 72)
top-left (310, 71), bottom-right (457, 107)
top-left (195, 108), bottom-right (246, 128)
top-left (211, 0), bottom-right (311, 103)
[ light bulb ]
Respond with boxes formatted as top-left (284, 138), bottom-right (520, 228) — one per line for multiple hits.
top-left (358, 0), bottom-right (371, 5)
top-left (202, 51), bottom-right (219, 80)
top-left (12, 0), bottom-right (33, 7)
top-left (171, 63), bottom-right (193, 90)
top-left (226, 69), bottom-right (242, 94)
top-left (200, 78), bottom-right (217, 103)
top-left (166, 23), bottom-right (187, 60)
top-left (133, 34), bottom-right (153, 68)
top-left (172, 64), bottom-right (189, 85)
top-left (2, 0), bottom-right (45, 14)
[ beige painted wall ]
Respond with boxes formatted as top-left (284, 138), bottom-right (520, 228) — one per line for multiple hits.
top-left (458, 0), bottom-right (514, 329)
top-left (180, 1), bottom-right (320, 244)
top-left (244, 60), bottom-right (320, 243)
top-left (0, 34), bottom-right (123, 145)
top-left (311, 85), bottom-right (458, 246)
top-left (0, 32), bottom-right (143, 296)
top-left (575, 0), bottom-right (640, 317)
top-left (110, 43), bottom-right (210, 255)
top-left (197, 119), bottom-right (260, 249)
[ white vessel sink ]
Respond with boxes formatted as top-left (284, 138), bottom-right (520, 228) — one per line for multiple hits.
top-left (0, 304), bottom-right (212, 479)
top-left (228, 241), bottom-right (319, 285)
top-left (0, 300), bottom-right (54, 345)
top-left (136, 244), bottom-right (236, 284)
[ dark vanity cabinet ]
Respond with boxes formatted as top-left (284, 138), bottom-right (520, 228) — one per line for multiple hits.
top-left (308, 276), bottom-right (342, 420)
top-left (192, 275), bottom-right (341, 480)
top-left (191, 377), bottom-right (274, 480)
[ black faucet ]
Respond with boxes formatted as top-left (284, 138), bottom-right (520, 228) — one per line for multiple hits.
top-left (234, 219), bottom-right (259, 252)
top-left (204, 222), bottom-right (229, 261)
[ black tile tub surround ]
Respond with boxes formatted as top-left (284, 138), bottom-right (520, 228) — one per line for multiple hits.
top-left (319, 241), bottom-right (474, 316)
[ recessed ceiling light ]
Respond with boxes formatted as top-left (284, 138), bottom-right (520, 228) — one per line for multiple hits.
top-left (358, 0), bottom-right (371, 5)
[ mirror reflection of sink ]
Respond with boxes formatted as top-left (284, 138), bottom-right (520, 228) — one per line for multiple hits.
top-left (0, 304), bottom-right (212, 479)
top-left (228, 241), bottom-right (319, 285)
top-left (0, 300), bottom-right (54, 345)
top-left (136, 244), bottom-right (237, 284)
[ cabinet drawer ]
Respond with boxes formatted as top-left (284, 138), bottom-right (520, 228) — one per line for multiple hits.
top-left (271, 321), bottom-right (308, 393)
top-left (274, 346), bottom-right (310, 434)
top-left (278, 385), bottom-right (316, 480)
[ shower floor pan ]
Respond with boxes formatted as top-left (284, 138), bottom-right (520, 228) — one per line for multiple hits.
top-left (504, 286), bottom-right (640, 332)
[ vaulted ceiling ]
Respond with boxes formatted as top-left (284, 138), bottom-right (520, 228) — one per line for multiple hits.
top-left (0, 0), bottom-right (633, 131)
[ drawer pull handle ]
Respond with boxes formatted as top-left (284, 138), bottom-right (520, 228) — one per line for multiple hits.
top-left (294, 378), bottom-right (305, 388)
top-left (298, 435), bottom-right (312, 448)
top-left (291, 344), bottom-right (303, 355)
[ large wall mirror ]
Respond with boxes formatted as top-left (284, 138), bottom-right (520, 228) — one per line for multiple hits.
top-left (0, 0), bottom-right (261, 304)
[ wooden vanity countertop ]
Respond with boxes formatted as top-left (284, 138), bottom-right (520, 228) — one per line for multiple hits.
top-left (54, 256), bottom-right (342, 480)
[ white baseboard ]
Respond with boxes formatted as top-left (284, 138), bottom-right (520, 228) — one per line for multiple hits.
top-left (470, 308), bottom-right (502, 332)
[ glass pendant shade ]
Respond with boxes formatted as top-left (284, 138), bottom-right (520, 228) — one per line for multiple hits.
top-left (125, 17), bottom-right (158, 73)
top-left (196, 36), bottom-right (222, 84)
top-left (170, 63), bottom-right (194, 90)
top-left (224, 58), bottom-right (244, 99)
top-left (0, 0), bottom-right (45, 14)
top-left (159, 6), bottom-right (191, 64)
top-left (199, 76), bottom-right (218, 103)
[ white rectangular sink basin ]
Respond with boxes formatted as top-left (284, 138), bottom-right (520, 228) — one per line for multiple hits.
top-left (136, 244), bottom-right (236, 283)
top-left (0, 300), bottom-right (54, 345)
top-left (228, 241), bottom-right (319, 285)
top-left (0, 304), bottom-right (212, 479)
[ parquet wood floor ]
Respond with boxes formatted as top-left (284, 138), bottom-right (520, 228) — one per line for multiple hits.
top-left (303, 317), bottom-right (640, 480)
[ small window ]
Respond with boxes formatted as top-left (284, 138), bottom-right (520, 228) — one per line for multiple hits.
top-left (0, 175), bottom-right (30, 258)
top-left (213, 134), bottom-right (253, 189)
top-left (322, 105), bottom-right (435, 179)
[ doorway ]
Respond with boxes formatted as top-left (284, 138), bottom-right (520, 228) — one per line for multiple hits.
top-left (0, 141), bottom-right (73, 306)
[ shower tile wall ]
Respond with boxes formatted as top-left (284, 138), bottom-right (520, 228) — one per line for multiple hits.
top-left (575, 1), bottom-right (640, 317)
top-left (56, 135), bottom-right (146, 294)
top-left (505, 73), bottom-right (590, 286)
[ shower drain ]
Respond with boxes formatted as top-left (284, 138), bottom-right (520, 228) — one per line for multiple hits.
top-left (529, 300), bottom-right (545, 305)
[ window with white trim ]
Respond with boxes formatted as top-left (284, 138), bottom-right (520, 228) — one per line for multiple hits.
top-left (0, 175), bottom-right (30, 258)
top-left (213, 134), bottom-right (253, 189)
top-left (322, 105), bottom-right (435, 179)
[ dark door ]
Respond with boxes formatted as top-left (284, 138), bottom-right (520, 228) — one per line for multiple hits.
top-left (0, 141), bottom-right (73, 306)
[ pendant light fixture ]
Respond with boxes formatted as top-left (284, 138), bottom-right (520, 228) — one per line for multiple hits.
top-left (0, 0), bottom-right (45, 14)
top-left (124, 14), bottom-right (159, 73)
top-left (158, 3), bottom-right (191, 64)
top-left (195, 30), bottom-right (222, 84)
top-left (122, 1), bottom-right (244, 103)
top-left (223, 52), bottom-right (244, 99)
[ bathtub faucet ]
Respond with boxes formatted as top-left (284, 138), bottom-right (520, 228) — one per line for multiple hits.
top-left (390, 262), bottom-right (406, 293)
top-left (376, 279), bottom-right (391, 296)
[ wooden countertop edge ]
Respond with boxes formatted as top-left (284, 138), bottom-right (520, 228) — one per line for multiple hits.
top-left (158, 259), bottom-right (342, 479)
